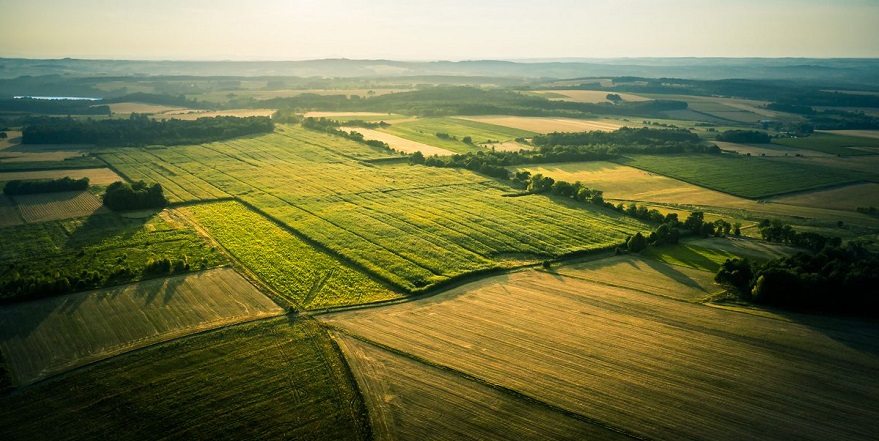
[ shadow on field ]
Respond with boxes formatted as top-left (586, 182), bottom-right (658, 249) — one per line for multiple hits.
top-left (639, 257), bottom-right (709, 293)
top-left (771, 309), bottom-right (879, 357)
top-left (65, 209), bottom-right (151, 249)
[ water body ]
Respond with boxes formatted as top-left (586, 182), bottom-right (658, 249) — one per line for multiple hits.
top-left (13, 96), bottom-right (102, 101)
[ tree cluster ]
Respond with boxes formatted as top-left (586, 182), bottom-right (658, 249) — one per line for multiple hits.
top-left (22, 114), bottom-right (274, 146)
top-left (715, 130), bottom-right (771, 144)
top-left (3, 177), bottom-right (89, 195)
top-left (757, 219), bottom-right (839, 252)
top-left (532, 127), bottom-right (719, 155)
top-left (102, 181), bottom-right (167, 211)
top-left (715, 241), bottom-right (879, 316)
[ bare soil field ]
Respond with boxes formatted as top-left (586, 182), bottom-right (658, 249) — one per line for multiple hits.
top-left (531, 90), bottom-right (650, 103)
top-left (552, 255), bottom-right (720, 302)
top-left (332, 332), bottom-right (627, 441)
top-left (13, 190), bottom-right (108, 223)
top-left (322, 268), bottom-right (879, 441)
top-left (0, 267), bottom-right (283, 385)
top-left (770, 182), bottom-right (879, 211)
top-left (340, 126), bottom-right (455, 156)
top-left (0, 168), bottom-right (123, 185)
top-left (455, 116), bottom-right (626, 134)
top-left (0, 195), bottom-right (24, 227)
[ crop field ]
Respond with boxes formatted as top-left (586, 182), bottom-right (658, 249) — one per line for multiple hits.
top-left (770, 182), bottom-right (879, 211)
top-left (150, 108), bottom-right (276, 120)
top-left (101, 127), bottom-right (651, 291)
top-left (379, 117), bottom-right (536, 154)
top-left (0, 317), bottom-right (370, 441)
top-left (772, 133), bottom-right (879, 156)
top-left (0, 210), bottom-right (226, 301)
top-left (531, 89), bottom-right (650, 103)
top-left (483, 140), bottom-right (531, 152)
top-left (550, 254), bottom-right (719, 301)
top-left (340, 126), bottom-right (455, 156)
top-left (713, 141), bottom-right (823, 157)
top-left (0, 195), bottom-right (23, 227)
top-left (0, 268), bottom-right (283, 385)
top-left (106, 102), bottom-right (187, 115)
top-left (181, 201), bottom-right (399, 309)
top-left (642, 237), bottom-right (799, 272)
top-left (818, 129), bottom-right (879, 140)
top-left (321, 268), bottom-right (879, 441)
top-left (0, 167), bottom-right (123, 186)
top-left (332, 331), bottom-right (626, 441)
top-left (0, 141), bottom-right (85, 163)
top-left (12, 190), bottom-right (108, 223)
top-left (455, 115), bottom-right (627, 133)
top-left (617, 153), bottom-right (861, 199)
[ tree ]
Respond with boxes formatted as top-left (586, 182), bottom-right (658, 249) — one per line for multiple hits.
top-left (410, 151), bottom-right (425, 164)
top-left (684, 211), bottom-right (704, 234)
top-left (0, 132), bottom-right (7, 139)
top-left (462, 136), bottom-right (473, 144)
top-left (626, 232), bottom-right (647, 253)
top-left (606, 93), bottom-right (623, 102)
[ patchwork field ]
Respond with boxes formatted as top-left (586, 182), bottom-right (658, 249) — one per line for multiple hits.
top-left (181, 201), bottom-right (399, 309)
top-left (0, 268), bottom-right (282, 385)
top-left (773, 133), bottom-right (879, 156)
top-left (340, 126), bottom-right (455, 156)
top-left (617, 153), bottom-right (860, 199)
top-left (322, 268), bottom-right (879, 441)
top-left (531, 89), bottom-right (650, 103)
top-left (455, 116), bottom-right (626, 133)
top-left (379, 117), bottom-right (536, 154)
top-left (0, 317), bottom-right (370, 441)
top-left (332, 332), bottom-right (628, 441)
top-left (0, 167), bottom-right (123, 186)
top-left (101, 127), bottom-right (652, 291)
top-left (12, 190), bottom-right (108, 223)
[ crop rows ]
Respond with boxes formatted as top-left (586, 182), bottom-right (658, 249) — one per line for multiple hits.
top-left (181, 201), bottom-right (399, 308)
top-left (12, 190), bottom-right (106, 223)
top-left (617, 154), bottom-right (860, 199)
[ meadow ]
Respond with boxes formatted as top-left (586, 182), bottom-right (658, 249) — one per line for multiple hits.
top-left (772, 132), bottom-right (879, 156)
top-left (0, 317), bottom-right (370, 441)
top-left (0, 267), bottom-right (283, 385)
top-left (322, 268), bottom-right (879, 441)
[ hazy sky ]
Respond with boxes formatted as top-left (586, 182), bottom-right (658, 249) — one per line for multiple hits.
top-left (1, 0), bottom-right (878, 60)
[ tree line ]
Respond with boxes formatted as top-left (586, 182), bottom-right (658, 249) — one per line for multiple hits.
top-left (3, 177), bottom-right (89, 195)
top-left (22, 114), bottom-right (274, 146)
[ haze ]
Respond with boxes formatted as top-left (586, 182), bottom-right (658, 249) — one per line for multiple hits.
top-left (1, 0), bottom-right (878, 61)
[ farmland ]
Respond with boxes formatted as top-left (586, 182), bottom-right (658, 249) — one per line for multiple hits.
top-left (322, 269), bottom-right (879, 441)
top-left (339, 126), bottom-right (455, 156)
top-left (0, 317), bottom-right (370, 441)
top-left (181, 201), bottom-right (399, 309)
top-left (531, 89), bottom-right (650, 103)
top-left (454, 115), bottom-right (627, 133)
top-left (617, 153), bottom-right (862, 199)
top-left (379, 117), bottom-right (536, 153)
top-left (770, 182), bottom-right (879, 211)
top-left (641, 237), bottom-right (800, 272)
top-left (772, 132), bottom-right (879, 156)
top-left (12, 190), bottom-right (108, 223)
top-left (0, 195), bottom-right (23, 227)
top-left (0, 168), bottom-right (124, 186)
top-left (0, 267), bottom-right (283, 385)
top-left (0, 210), bottom-right (225, 302)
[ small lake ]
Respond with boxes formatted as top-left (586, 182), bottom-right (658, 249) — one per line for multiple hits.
top-left (13, 96), bottom-right (102, 101)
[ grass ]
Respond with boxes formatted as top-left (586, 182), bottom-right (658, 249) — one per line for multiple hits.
top-left (0, 268), bottom-right (283, 385)
top-left (0, 317), bottom-right (371, 441)
top-left (772, 133), bottom-right (879, 156)
top-left (641, 237), bottom-right (797, 272)
top-left (381, 117), bottom-right (536, 153)
top-left (322, 268), bottom-right (879, 441)
top-left (181, 201), bottom-right (399, 309)
top-left (617, 153), bottom-right (861, 199)
top-left (0, 210), bottom-right (226, 302)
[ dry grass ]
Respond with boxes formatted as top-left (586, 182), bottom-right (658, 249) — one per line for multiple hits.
top-left (0, 267), bottom-right (283, 385)
top-left (714, 141), bottom-right (829, 157)
top-left (0, 168), bottom-right (123, 186)
top-left (332, 332), bottom-right (628, 441)
top-left (455, 116), bottom-right (626, 134)
top-left (532, 90), bottom-right (650, 103)
top-left (12, 191), bottom-right (108, 223)
top-left (552, 255), bottom-right (720, 301)
top-left (770, 182), bottom-right (879, 211)
top-left (339, 126), bottom-right (455, 156)
top-left (0, 195), bottom-right (24, 227)
top-left (322, 268), bottom-right (879, 441)
top-left (482, 141), bottom-right (532, 152)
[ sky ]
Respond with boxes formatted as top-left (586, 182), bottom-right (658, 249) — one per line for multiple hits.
top-left (1, 0), bottom-right (878, 61)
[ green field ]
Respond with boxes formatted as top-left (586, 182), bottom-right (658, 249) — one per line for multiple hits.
top-left (642, 237), bottom-right (799, 272)
top-left (0, 210), bottom-right (225, 302)
top-left (181, 201), bottom-right (399, 309)
top-left (0, 317), bottom-right (370, 441)
top-left (772, 133), bottom-right (879, 156)
top-left (381, 117), bottom-right (537, 154)
top-left (617, 153), bottom-right (861, 199)
top-left (101, 126), bottom-right (651, 292)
